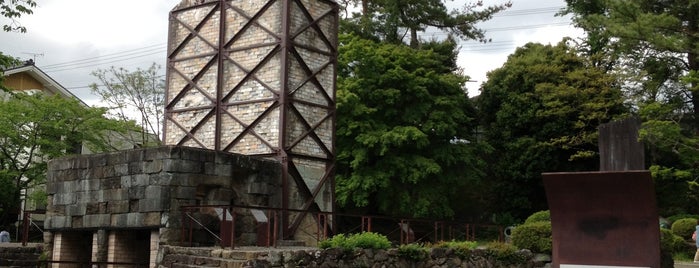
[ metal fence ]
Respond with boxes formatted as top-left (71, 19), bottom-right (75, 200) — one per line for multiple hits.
top-left (180, 204), bottom-right (504, 248)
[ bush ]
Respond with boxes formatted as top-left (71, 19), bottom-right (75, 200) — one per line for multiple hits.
top-left (671, 218), bottom-right (697, 239)
top-left (667, 214), bottom-right (699, 224)
top-left (397, 243), bottom-right (429, 261)
top-left (485, 241), bottom-right (528, 265)
top-left (524, 210), bottom-right (550, 224)
top-left (433, 240), bottom-right (478, 258)
top-left (318, 233), bottom-right (350, 250)
top-left (511, 221), bottom-right (552, 254)
top-left (318, 232), bottom-right (391, 251)
top-left (660, 228), bottom-right (689, 254)
top-left (347, 232), bottom-right (391, 249)
top-left (660, 228), bottom-right (692, 268)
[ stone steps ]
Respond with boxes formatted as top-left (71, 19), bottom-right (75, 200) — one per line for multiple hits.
top-left (0, 245), bottom-right (41, 267)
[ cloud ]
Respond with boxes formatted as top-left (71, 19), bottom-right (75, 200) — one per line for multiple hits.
top-left (1, 0), bottom-right (580, 101)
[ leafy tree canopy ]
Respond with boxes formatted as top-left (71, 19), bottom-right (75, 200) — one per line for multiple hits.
top-left (90, 63), bottom-right (165, 146)
top-left (561, 0), bottom-right (699, 126)
top-left (335, 34), bottom-right (487, 218)
top-left (476, 41), bottom-right (628, 219)
top-left (561, 0), bottom-right (699, 215)
top-left (0, 92), bottom-right (136, 224)
top-left (1, 0), bottom-right (36, 32)
top-left (341, 0), bottom-right (510, 47)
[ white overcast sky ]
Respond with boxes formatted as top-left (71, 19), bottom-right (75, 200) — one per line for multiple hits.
top-left (0, 0), bottom-right (583, 105)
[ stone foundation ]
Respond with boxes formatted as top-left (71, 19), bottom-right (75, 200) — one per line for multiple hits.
top-left (159, 246), bottom-right (551, 268)
top-left (0, 243), bottom-right (42, 267)
top-left (45, 146), bottom-right (282, 266)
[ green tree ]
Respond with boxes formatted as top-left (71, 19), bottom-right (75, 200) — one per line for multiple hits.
top-left (562, 0), bottom-right (699, 126)
top-left (476, 41), bottom-right (627, 219)
top-left (335, 34), bottom-right (487, 218)
top-left (1, 0), bottom-right (36, 32)
top-left (341, 0), bottom-right (510, 47)
top-left (90, 63), bottom-right (164, 146)
top-left (0, 92), bottom-right (134, 225)
top-left (561, 0), bottom-right (699, 215)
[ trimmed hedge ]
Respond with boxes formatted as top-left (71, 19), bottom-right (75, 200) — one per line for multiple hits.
top-left (511, 221), bottom-right (552, 254)
top-left (667, 214), bottom-right (699, 224)
top-left (524, 210), bottom-right (550, 224)
top-left (671, 218), bottom-right (697, 239)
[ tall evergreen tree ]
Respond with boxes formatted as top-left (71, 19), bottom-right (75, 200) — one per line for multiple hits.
top-left (341, 0), bottom-right (510, 47)
top-left (562, 0), bottom-right (699, 215)
top-left (335, 35), bottom-right (487, 218)
top-left (562, 0), bottom-right (699, 127)
top-left (477, 41), bottom-right (627, 220)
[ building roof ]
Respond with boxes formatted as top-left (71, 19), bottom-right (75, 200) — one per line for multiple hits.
top-left (2, 60), bottom-right (86, 105)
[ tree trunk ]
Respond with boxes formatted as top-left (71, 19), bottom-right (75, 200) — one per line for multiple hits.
top-left (410, 28), bottom-right (419, 48)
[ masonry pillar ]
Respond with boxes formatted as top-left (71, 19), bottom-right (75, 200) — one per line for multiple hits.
top-left (91, 230), bottom-right (108, 264)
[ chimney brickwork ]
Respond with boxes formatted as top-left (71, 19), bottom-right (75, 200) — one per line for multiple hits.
top-left (164, 0), bottom-right (338, 240)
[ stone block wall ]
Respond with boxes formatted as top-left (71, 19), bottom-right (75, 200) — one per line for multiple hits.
top-left (159, 246), bottom-right (551, 268)
top-left (0, 244), bottom-right (42, 267)
top-left (46, 146), bottom-right (282, 242)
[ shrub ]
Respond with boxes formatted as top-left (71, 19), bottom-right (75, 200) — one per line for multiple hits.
top-left (511, 221), bottom-right (552, 254)
top-left (660, 228), bottom-right (689, 254)
top-left (485, 241), bottom-right (528, 265)
top-left (433, 240), bottom-right (478, 258)
top-left (318, 233), bottom-right (350, 250)
top-left (660, 228), bottom-right (692, 268)
top-left (667, 214), bottom-right (699, 224)
top-left (346, 232), bottom-right (391, 250)
top-left (524, 210), bottom-right (550, 224)
top-left (671, 218), bottom-right (697, 239)
top-left (397, 243), bottom-right (429, 261)
top-left (318, 232), bottom-right (391, 251)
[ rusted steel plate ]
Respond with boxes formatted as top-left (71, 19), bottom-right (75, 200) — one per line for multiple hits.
top-left (543, 171), bottom-right (660, 268)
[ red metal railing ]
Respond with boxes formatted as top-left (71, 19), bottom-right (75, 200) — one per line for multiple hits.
top-left (180, 204), bottom-right (504, 248)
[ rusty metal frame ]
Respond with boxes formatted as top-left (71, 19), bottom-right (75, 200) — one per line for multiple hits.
top-left (543, 171), bottom-right (660, 268)
top-left (167, 0), bottom-right (338, 240)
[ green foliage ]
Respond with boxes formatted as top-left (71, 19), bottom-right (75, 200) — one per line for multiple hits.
top-left (667, 214), bottom-right (699, 224)
top-left (660, 228), bottom-right (690, 255)
top-left (651, 166), bottom-right (699, 216)
top-left (90, 63), bottom-right (164, 146)
top-left (670, 218), bottom-right (697, 239)
top-left (340, 0), bottom-right (509, 47)
top-left (660, 227), bottom-right (692, 267)
top-left (318, 232), bottom-right (391, 251)
top-left (484, 241), bottom-right (528, 265)
top-left (563, 0), bottom-right (699, 216)
top-left (335, 34), bottom-right (488, 218)
top-left (397, 243), bottom-right (429, 261)
top-left (476, 41), bottom-right (627, 219)
top-left (524, 210), bottom-right (550, 224)
top-left (1, 0), bottom-right (36, 32)
top-left (433, 240), bottom-right (477, 258)
top-left (0, 93), bottom-right (133, 225)
top-left (510, 221), bottom-right (552, 254)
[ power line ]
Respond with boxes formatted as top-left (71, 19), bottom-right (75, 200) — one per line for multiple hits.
top-left (43, 48), bottom-right (166, 73)
top-left (493, 6), bottom-right (565, 17)
top-left (37, 6), bottom-right (574, 74)
top-left (41, 43), bottom-right (166, 69)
